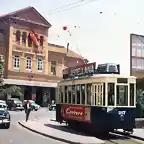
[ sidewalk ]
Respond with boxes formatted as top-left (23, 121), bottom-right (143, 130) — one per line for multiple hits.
top-left (18, 119), bottom-right (105, 144)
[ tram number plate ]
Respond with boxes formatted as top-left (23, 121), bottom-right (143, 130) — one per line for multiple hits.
top-left (118, 111), bottom-right (126, 117)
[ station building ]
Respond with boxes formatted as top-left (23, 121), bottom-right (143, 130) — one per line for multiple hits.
top-left (0, 6), bottom-right (85, 106)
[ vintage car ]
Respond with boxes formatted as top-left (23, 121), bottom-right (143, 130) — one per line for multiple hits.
top-left (0, 100), bottom-right (6, 105)
top-left (0, 103), bottom-right (10, 129)
top-left (6, 98), bottom-right (24, 111)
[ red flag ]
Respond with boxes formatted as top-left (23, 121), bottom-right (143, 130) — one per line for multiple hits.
top-left (30, 31), bottom-right (39, 46)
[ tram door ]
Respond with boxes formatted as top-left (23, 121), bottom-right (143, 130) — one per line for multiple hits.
top-left (92, 83), bottom-right (103, 106)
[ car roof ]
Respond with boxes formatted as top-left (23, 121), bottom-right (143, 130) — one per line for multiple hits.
top-left (0, 100), bottom-right (5, 102)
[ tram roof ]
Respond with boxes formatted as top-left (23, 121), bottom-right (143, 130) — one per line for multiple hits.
top-left (91, 74), bottom-right (136, 79)
top-left (60, 74), bottom-right (136, 82)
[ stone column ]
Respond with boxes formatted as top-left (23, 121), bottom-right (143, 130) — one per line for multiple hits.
top-left (42, 88), bottom-right (50, 107)
top-left (20, 86), bottom-right (24, 101)
top-left (8, 26), bottom-right (13, 70)
top-left (44, 49), bottom-right (48, 75)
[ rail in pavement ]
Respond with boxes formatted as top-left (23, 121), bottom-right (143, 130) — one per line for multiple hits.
top-left (18, 119), bottom-right (105, 144)
top-left (116, 129), bottom-right (144, 141)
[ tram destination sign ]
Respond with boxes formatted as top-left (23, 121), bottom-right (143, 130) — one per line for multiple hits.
top-left (69, 62), bottom-right (96, 78)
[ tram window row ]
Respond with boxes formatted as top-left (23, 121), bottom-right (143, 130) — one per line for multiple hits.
top-left (58, 83), bottom-right (135, 107)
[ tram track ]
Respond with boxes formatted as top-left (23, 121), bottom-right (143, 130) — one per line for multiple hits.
top-left (65, 126), bottom-right (143, 144)
top-left (100, 132), bottom-right (143, 144)
top-left (50, 120), bottom-right (144, 144)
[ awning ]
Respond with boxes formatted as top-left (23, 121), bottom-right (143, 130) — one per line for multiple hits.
top-left (4, 79), bottom-right (57, 88)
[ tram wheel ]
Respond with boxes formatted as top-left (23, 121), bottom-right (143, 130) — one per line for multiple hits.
top-left (67, 121), bottom-right (80, 131)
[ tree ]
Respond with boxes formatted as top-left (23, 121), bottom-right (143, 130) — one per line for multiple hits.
top-left (136, 89), bottom-right (144, 118)
top-left (0, 56), bottom-right (22, 100)
top-left (0, 55), bottom-right (4, 87)
top-left (4, 85), bottom-right (23, 99)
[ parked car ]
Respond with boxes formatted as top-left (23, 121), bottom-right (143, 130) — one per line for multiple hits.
top-left (6, 98), bottom-right (24, 111)
top-left (0, 102), bottom-right (10, 129)
top-left (23, 100), bottom-right (40, 111)
top-left (0, 100), bottom-right (6, 105)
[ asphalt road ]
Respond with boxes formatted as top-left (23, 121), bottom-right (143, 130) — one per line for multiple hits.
top-left (0, 108), bottom-right (66, 144)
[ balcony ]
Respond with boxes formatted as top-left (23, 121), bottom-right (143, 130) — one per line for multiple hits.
top-left (34, 46), bottom-right (45, 57)
top-left (12, 42), bottom-right (44, 56)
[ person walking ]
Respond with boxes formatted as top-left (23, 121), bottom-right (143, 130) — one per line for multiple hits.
top-left (24, 100), bottom-right (32, 122)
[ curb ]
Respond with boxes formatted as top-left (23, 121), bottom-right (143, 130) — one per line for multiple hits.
top-left (114, 130), bottom-right (144, 141)
top-left (18, 121), bottom-right (85, 144)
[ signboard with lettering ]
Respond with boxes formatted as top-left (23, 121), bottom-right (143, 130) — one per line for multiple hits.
top-left (62, 62), bottom-right (96, 79)
top-left (61, 104), bottom-right (91, 123)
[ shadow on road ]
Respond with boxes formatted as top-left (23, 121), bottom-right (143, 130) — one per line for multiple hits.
top-left (0, 125), bottom-right (9, 129)
top-left (44, 123), bottom-right (90, 136)
top-left (44, 123), bottom-right (130, 142)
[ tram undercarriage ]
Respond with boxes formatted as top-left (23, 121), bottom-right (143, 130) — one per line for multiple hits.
top-left (60, 118), bottom-right (134, 135)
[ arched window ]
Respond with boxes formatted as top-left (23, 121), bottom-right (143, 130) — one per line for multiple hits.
top-left (28, 33), bottom-right (32, 47)
top-left (40, 36), bottom-right (44, 46)
top-left (16, 30), bottom-right (20, 42)
top-left (22, 32), bottom-right (26, 44)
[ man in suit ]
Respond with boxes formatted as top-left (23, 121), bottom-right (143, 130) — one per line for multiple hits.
top-left (24, 100), bottom-right (32, 122)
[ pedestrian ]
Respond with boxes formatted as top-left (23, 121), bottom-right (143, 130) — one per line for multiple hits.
top-left (24, 100), bottom-right (32, 122)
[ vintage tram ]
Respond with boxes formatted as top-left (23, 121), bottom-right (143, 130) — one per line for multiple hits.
top-left (56, 62), bottom-right (136, 134)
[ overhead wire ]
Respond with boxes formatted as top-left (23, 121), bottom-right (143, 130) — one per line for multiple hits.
top-left (47, 0), bottom-right (99, 62)
top-left (47, 0), bottom-right (98, 15)
top-left (47, 0), bottom-right (87, 13)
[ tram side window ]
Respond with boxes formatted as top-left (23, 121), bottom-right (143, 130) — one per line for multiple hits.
top-left (130, 84), bottom-right (134, 106)
top-left (76, 85), bottom-right (80, 104)
top-left (72, 85), bottom-right (76, 104)
top-left (81, 84), bottom-right (85, 104)
top-left (103, 83), bottom-right (105, 106)
top-left (87, 84), bottom-right (91, 105)
top-left (116, 85), bottom-right (128, 106)
top-left (59, 86), bottom-right (63, 103)
top-left (68, 86), bottom-right (72, 104)
top-left (65, 86), bottom-right (67, 103)
top-left (108, 83), bottom-right (115, 106)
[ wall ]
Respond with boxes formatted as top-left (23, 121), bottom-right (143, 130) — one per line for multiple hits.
top-left (0, 21), bottom-right (11, 78)
top-left (7, 20), bottom-right (54, 82)
top-left (130, 34), bottom-right (144, 77)
top-left (6, 22), bottom-right (84, 82)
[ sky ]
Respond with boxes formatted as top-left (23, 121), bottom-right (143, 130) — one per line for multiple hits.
top-left (0, 0), bottom-right (143, 75)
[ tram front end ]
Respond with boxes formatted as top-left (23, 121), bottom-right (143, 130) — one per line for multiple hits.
top-left (100, 107), bottom-right (136, 133)
top-left (90, 80), bottom-right (136, 134)
top-left (111, 107), bottom-right (135, 133)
